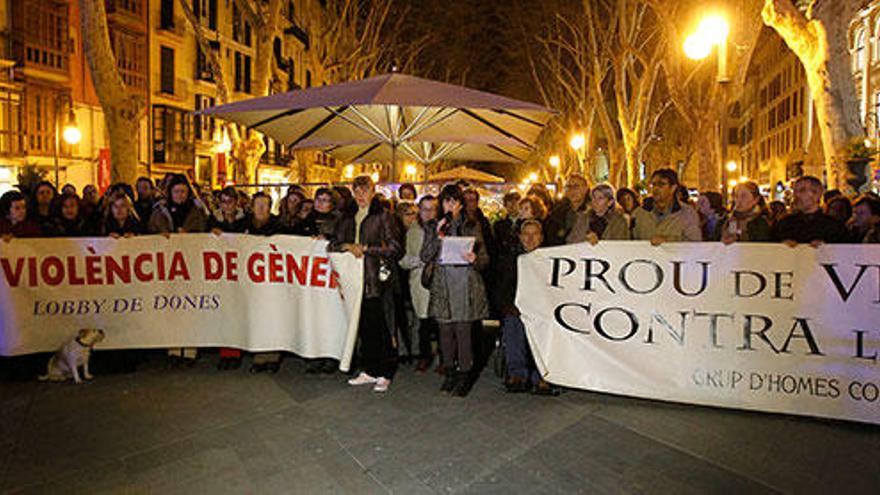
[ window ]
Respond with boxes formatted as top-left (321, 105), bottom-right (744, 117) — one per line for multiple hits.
top-left (112, 28), bottom-right (146, 90)
top-left (152, 105), bottom-right (194, 164)
top-left (194, 0), bottom-right (217, 31)
top-left (196, 43), bottom-right (218, 82)
top-left (160, 0), bottom-right (174, 30)
top-left (306, 70), bottom-right (312, 88)
top-left (24, 85), bottom-right (57, 156)
top-left (0, 87), bottom-right (23, 156)
top-left (194, 94), bottom-right (215, 141)
top-left (854, 28), bottom-right (866, 72)
top-left (233, 4), bottom-right (252, 46)
top-left (160, 46), bottom-right (175, 94)
top-left (234, 52), bottom-right (251, 93)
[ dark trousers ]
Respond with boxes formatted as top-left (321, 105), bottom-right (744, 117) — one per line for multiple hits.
top-left (439, 321), bottom-right (474, 371)
top-left (418, 318), bottom-right (438, 359)
top-left (502, 315), bottom-right (539, 383)
top-left (359, 296), bottom-right (397, 379)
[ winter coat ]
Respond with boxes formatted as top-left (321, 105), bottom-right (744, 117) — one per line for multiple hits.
top-left (719, 209), bottom-right (772, 242)
top-left (631, 200), bottom-right (702, 242)
top-left (329, 197), bottom-right (403, 299)
top-left (244, 214), bottom-right (281, 236)
top-left (421, 215), bottom-right (489, 322)
top-left (567, 207), bottom-right (631, 243)
top-left (543, 198), bottom-right (588, 246)
top-left (148, 200), bottom-right (208, 234)
top-left (208, 208), bottom-right (248, 233)
top-left (771, 210), bottom-right (850, 244)
top-left (102, 216), bottom-right (144, 237)
top-left (399, 222), bottom-right (430, 319)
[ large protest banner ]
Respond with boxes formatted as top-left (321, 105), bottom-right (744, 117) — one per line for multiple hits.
top-left (0, 235), bottom-right (363, 370)
top-left (517, 242), bottom-right (880, 425)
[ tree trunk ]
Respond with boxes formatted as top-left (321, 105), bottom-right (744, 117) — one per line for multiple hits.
top-left (692, 121), bottom-right (721, 190)
top-left (79, 0), bottom-right (142, 185)
top-left (763, 0), bottom-right (865, 193)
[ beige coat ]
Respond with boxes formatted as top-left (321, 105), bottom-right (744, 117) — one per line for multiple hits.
top-left (566, 207), bottom-right (631, 243)
top-left (631, 202), bottom-right (702, 241)
top-left (399, 223), bottom-right (431, 319)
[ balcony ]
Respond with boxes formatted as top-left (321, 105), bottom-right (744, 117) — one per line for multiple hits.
top-left (106, 0), bottom-right (147, 30)
top-left (11, 0), bottom-right (71, 78)
top-left (284, 23), bottom-right (310, 49)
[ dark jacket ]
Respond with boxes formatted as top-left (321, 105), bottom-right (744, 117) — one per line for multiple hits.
top-left (494, 242), bottom-right (524, 316)
top-left (719, 210), bottom-right (772, 242)
top-left (148, 200), bottom-right (209, 234)
top-left (771, 210), bottom-right (849, 244)
top-left (54, 218), bottom-right (93, 237)
top-left (290, 210), bottom-right (338, 237)
top-left (208, 208), bottom-right (248, 233)
top-left (544, 198), bottom-right (587, 246)
top-left (103, 216), bottom-right (144, 237)
top-left (244, 214), bottom-right (281, 236)
top-left (0, 218), bottom-right (41, 238)
top-left (329, 198), bottom-right (403, 299)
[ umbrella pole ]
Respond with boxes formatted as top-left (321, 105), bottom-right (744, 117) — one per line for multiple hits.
top-left (391, 142), bottom-right (397, 183)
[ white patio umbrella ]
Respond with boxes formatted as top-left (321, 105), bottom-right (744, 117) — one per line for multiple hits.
top-left (198, 73), bottom-right (555, 176)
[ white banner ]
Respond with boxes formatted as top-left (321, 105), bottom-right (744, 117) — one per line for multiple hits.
top-left (0, 235), bottom-right (363, 370)
top-left (517, 241), bottom-right (880, 425)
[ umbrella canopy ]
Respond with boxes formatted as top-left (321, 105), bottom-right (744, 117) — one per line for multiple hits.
top-left (428, 166), bottom-right (504, 183)
top-left (198, 73), bottom-right (555, 165)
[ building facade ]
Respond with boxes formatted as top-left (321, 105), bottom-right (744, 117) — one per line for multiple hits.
top-left (0, 0), bottom-right (343, 195)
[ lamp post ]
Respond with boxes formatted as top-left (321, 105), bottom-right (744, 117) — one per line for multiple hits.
top-left (53, 92), bottom-right (81, 188)
top-left (684, 14), bottom-right (731, 203)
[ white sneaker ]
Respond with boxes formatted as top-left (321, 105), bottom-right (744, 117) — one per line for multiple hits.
top-left (373, 378), bottom-right (391, 393)
top-left (348, 372), bottom-right (378, 386)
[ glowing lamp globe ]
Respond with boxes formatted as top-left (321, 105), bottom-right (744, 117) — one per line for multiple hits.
top-left (683, 33), bottom-right (712, 60)
top-left (698, 15), bottom-right (730, 46)
top-left (62, 125), bottom-right (81, 145)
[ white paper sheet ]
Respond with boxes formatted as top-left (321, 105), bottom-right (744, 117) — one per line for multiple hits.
top-left (439, 236), bottom-right (475, 265)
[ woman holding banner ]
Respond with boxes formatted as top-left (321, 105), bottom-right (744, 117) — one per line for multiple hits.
top-left (0, 190), bottom-right (41, 239)
top-left (721, 181), bottom-right (772, 244)
top-left (245, 192), bottom-right (285, 373)
top-left (148, 174), bottom-right (208, 368)
top-left (102, 191), bottom-right (144, 237)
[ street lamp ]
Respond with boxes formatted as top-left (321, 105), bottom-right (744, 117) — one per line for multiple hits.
top-left (54, 93), bottom-right (80, 188)
top-left (548, 154), bottom-right (561, 169)
top-left (726, 160), bottom-right (737, 172)
top-left (683, 13), bottom-right (732, 202)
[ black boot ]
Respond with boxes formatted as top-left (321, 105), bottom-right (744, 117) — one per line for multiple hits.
top-left (454, 371), bottom-right (473, 397)
top-left (440, 367), bottom-right (457, 393)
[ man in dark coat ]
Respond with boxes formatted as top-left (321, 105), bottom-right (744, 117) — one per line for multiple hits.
top-left (330, 176), bottom-right (403, 392)
top-left (772, 176), bottom-right (850, 245)
top-left (543, 174), bottom-right (589, 246)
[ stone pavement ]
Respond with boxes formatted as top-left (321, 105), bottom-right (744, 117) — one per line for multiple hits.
top-left (0, 351), bottom-right (878, 494)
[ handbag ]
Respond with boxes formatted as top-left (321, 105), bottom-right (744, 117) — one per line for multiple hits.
top-left (420, 262), bottom-right (435, 289)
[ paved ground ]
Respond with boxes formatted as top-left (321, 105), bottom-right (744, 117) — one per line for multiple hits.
top-left (0, 350), bottom-right (878, 495)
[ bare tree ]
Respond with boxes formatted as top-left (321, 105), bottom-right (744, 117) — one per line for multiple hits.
top-left (652, 0), bottom-right (764, 190)
top-left (762, 0), bottom-right (869, 193)
top-left (79, 0), bottom-right (144, 185)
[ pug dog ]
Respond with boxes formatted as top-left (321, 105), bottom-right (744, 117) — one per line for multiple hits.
top-left (38, 329), bottom-right (105, 384)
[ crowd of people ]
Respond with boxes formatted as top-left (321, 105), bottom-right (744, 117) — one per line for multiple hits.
top-left (1, 168), bottom-right (879, 396)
